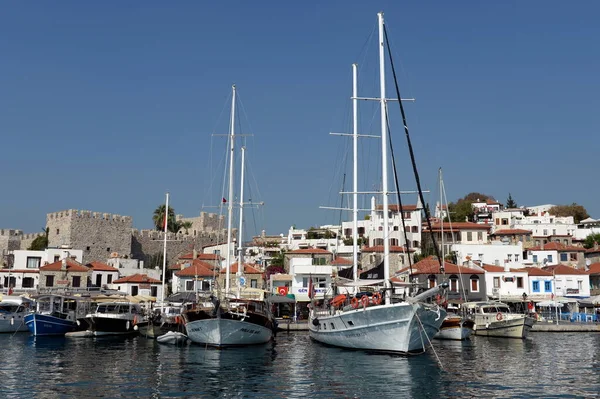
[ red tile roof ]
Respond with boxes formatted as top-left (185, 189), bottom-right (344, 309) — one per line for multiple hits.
top-left (528, 242), bottom-right (585, 252)
top-left (588, 263), bottom-right (600, 274)
top-left (375, 204), bottom-right (419, 212)
top-left (40, 259), bottom-right (89, 272)
top-left (482, 264), bottom-right (524, 273)
top-left (331, 257), bottom-right (353, 266)
top-left (179, 252), bottom-right (223, 261)
top-left (222, 263), bottom-right (262, 274)
top-left (288, 248), bottom-right (332, 254)
top-left (586, 246), bottom-right (600, 254)
top-left (424, 222), bottom-right (491, 232)
top-left (492, 229), bottom-right (532, 235)
top-left (174, 261), bottom-right (216, 278)
top-left (407, 256), bottom-right (484, 275)
top-left (362, 245), bottom-right (415, 253)
top-left (86, 261), bottom-right (118, 272)
top-left (543, 264), bottom-right (588, 275)
top-left (517, 267), bottom-right (553, 277)
top-left (113, 273), bottom-right (161, 284)
top-left (169, 258), bottom-right (220, 271)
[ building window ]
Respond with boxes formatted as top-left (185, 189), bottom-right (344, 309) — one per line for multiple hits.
top-left (502, 218), bottom-right (508, 225)
top-left (26, 257), bottom-right (41, 269)
top-left (251, 279), bottom-right (258, 288)
top-left (72, 276), bottom-right (81, 288)
top-left (552, 229), bottom-right (556, 235)
top-left (96, 274), bottom-right (102, 287)
top-left (393, 226), bottom-right (399, 231)
top-left (312, 257), bottom-right (327, 266)
top-left (107, 248), bottom-right (111, 252)
top-left (56, 229), bottom-right (60, 234)
top-left (373, 238), bottom-right (384, 246)
top-left (467, 232), bottom-right (473, 241)
top-left (23, 277), bottom-right (35, 288)
top-left (544, 281), bottom-right (551, 292)
top-left (131, 286), bottom-right (139, 296)
top-left (477, 231), bottom-right (483, 241)
top-left (151, 286), bottom-right (158, 297)
top-left (517, 277), bottom-right (523, 288)
top-left (86, 246), bottom-right (90, 251)
top-left (412, 240), bottom-right (419, 248)
top-left (428, 275), bottom-right (436, 289)
top-left (495, 218), bottom-right (500, 225)
top-left (46, 275), bottom-right (54, 287)
top-left (507, 254), bottom-right (512, 262)
top-left (515, 254), bottom-right (519, 262)
top-left (543, 229), bottom-right (548, 236)
top-left (470, 275), bottom-right (479, 292)
top-left (547, 255), bottom-right (553, 263)
top-left (449, 275), bottom-right (458, 292)
top-left (389, 238), bottom-right (398, 246)
top-left (560, 253), bottom-right (568, 262)
top-left (570, 253), bottom-right (577, 261)
top-left (411, 226), bottom-right (418, 233)
top-left (532, 281), bottom-right (540, 292)
top-left (493, 277), bottom-right (500, 288)
top-left (107, 274), bottom-right (113, 284)
top-left (578, 280), bottom-right (583, 291)
top-left (533, 255), bottom-right (538, 263)
top-left (54, 255), bottom-right (60, 262)
top-left (186, 280), bottom-right (194, 291)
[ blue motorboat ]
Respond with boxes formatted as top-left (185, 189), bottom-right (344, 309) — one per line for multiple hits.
top-left (25, 294), bottom-right (92, 336)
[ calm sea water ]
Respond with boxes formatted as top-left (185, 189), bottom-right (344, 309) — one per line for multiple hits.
top-left (1, 331), bottom-right (599, 398)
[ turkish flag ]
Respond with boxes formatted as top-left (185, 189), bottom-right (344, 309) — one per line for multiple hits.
top-left (308, 275), bottom-right (314, 299)
top-left (277, 286), bottom-right (288, 296)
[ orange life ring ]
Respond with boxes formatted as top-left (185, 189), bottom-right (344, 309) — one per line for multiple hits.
top-left (372, 292), bottom-right (382, 305)
top-left (361, 295), bottom-right (369, 308)
top-left (331, 294), bottom-right (347, 308)
top-left (496, 312), bottom-right (503, 321)
top-left (351, 297), bottom-right (359, 309)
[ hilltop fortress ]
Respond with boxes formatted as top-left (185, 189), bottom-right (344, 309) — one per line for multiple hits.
top-left (1, 209), bottom-right (229, 267)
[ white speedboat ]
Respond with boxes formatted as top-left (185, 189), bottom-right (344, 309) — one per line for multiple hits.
top-left (84, 302), bottom-right (143, 336)
top-left (435, 314), bottom-right (475, 341)
top-left (157, 331), bottom-right (188, 345)
top-left (463, 301), bottom-right (536, 339)
top-left (0, 296), bottom-right (34, 333)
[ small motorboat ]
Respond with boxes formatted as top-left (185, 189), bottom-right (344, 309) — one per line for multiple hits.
top-left (156, 331), bottom-right (188, 345)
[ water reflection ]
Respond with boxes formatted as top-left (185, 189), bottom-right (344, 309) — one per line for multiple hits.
top-left (0, 332), bottom-right (599, 398)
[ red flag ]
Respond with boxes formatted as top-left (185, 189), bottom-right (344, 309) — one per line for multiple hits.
top-left (8, 287), bottom-right (13, 295)
top-left (222, 198), bottom-right (227, 203)
top-left (163, 214), bottom-right (168, 230)
top-left (308, 275), bottom-right (314, 299)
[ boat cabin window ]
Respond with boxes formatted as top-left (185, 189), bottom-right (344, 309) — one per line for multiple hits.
top-left (0, 305), bottom-right (20, 313)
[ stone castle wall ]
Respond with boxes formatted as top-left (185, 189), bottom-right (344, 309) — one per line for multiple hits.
top-left (46, 210), bottom-right (133, 264)
top-left (177, 212), bottom-right (228, 237)
top-left (131, 229), bottom-right (220, 269)
top-left (20, 232), bottom-right (46, 251)
top-left (0, 229), bottom-right (24, 258)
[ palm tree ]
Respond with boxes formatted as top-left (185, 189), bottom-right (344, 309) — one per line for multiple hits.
top-left (152, 205), bottom-right (179, 233)
top-left (179, 221), bottom-right (193, 235)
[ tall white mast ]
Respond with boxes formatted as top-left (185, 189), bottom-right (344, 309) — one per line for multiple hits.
top-left (160, 192), bottom-right (169, 313)
top-left (439, 168), bottom-right (444, 261)
top-left (225, 84), bottom-right (236, 295)
top-left (352, 63), bottom-right (359, 283)
top-left (378, 12), bottom-right (391, 305)
top-left (237, 146), bottom-right (246, 299)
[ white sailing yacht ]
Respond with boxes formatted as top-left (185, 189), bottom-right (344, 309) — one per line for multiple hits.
top-left (308, 12), bottom-right (447, 354)
top-left (183, 85), bottom-right (275, 347)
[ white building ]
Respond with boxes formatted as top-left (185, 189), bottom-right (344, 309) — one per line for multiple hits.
top-left (87, 261), bottom-right (119, 288)
top-left (288, 257), bottom-right (333, 301)
top-left (106, 256), bottom-right (160, 281)
top-left (526, 242), bottom-right (586, 269)
top-left (573, 217), bottom-right (600, 241)
top-left (110, 273), bottom-right (163, 298)
top-left (482, 264), bottom-right (529, 300)
top-left (452, 242), bottom-right (524, 269)
top-left (522, 267), bottom-right (555, 300)
top-left (545, 264), bottom-right (590, 299)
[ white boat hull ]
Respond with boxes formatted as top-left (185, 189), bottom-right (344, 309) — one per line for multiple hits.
top-left (435, 316), bottom-right (474, 341)
top-left (308, 302), bottom-right (446, 354)
top-left (473, 315), bottom-right (535, 339)
top-left (157, 331), bottom-right (188, 345)
top-left (0, 316), bottom-right (29, 333)
top-left (186, 318), bottom-right (273, 347)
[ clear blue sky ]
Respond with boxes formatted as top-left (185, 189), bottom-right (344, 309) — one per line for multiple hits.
top-left (1, 1), bottom-right (599, 240)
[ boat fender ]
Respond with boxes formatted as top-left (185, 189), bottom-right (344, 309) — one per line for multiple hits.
top-left (126, 321), bottom-right (130, 330)
top-left (496, 312), bottom-right (503, 321)
top-left (134, 325), bottom-right (139, 331)
top-left (312, 318), bottom-right (320, 326)
top-left (351, 297), bottom-right (359, 309)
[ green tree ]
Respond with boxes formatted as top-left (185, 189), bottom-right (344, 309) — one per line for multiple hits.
top-left (28, 228), bottom-right (49, 251)
top-left (269, 249), bottom-right (285, 267)
top-left (506, 193), bottom-right (518, 209)
top-left (152, 205), bottom-right (179, 233)
top-left (583, 233), bottom-right (600, 249)
top-left (548, 203), bottom-right (590, 224)
top-left (446, 192), bottom-right (495, 222)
